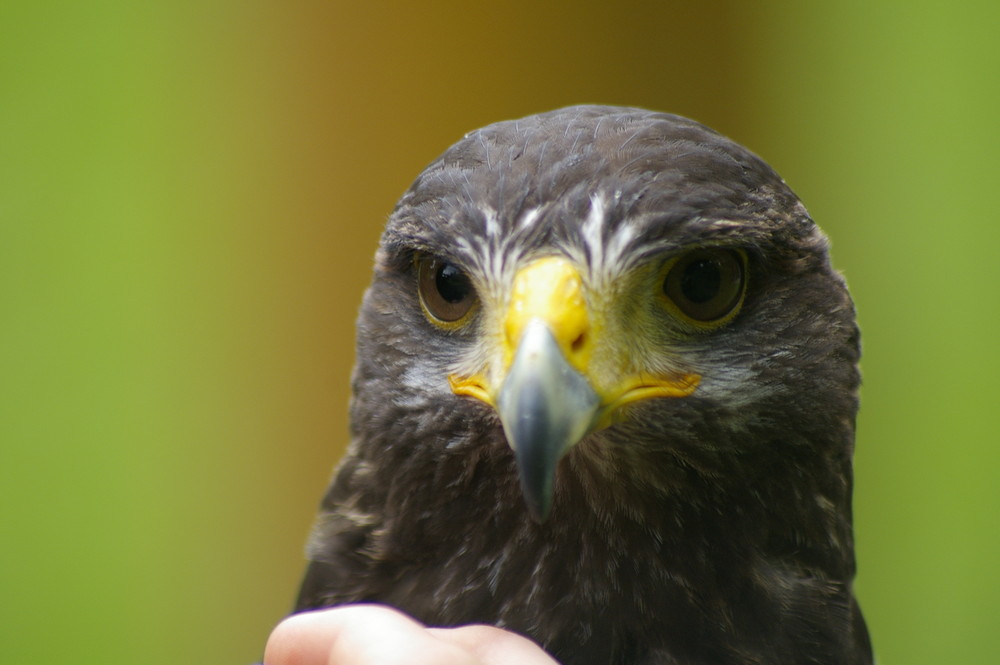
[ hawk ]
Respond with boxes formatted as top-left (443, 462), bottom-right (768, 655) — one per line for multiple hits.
top-left (294, 106), bottom-right (872, 665)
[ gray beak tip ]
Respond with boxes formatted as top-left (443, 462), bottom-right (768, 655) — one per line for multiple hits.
top-left (496, 321), bottom-right (600, 524)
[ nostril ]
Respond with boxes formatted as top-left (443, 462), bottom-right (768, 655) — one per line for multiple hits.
top-left (571, 332), bottom-right (587, 354)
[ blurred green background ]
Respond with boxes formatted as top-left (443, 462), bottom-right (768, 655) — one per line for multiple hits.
top-left (2, 1), bottom-right (997, 663)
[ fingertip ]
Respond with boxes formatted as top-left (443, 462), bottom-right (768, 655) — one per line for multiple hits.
top-left (427, 624), bottom-right (560, 665)
top-left (263, 610), bottom-right (336, 665)
top-left (265, 605), bottom-right (482, 665)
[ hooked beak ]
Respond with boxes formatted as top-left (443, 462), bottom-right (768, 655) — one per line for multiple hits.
top-left (496, 319), bottom-right (600, 521)
top-left (450, 257), bottom-right (699, 522)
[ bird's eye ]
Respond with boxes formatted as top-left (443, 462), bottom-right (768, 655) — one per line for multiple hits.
top-left (417, 255), bottom-right (478, 327)
top-left (661, 248), bottom-right (747, 325)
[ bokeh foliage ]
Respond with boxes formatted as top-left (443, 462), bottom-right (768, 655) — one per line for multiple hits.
top-left (2, 2), bottom-right (997, 663)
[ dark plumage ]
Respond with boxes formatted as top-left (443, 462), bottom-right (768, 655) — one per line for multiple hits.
top-left (295, 106), bottom-right (872, 664)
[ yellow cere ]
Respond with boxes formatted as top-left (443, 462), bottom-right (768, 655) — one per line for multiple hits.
top-left (449, 255), bottom-right (702, 428)
top-left (503, 256), bottom-right (592, 373)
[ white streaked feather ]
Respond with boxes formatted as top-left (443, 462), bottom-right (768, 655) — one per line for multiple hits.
top-left (483, 206), bottom-right (501, 238)
top-left (517, 205), bottom-right (542, 230)
top-left (581, 193), bottom-right (607, 262)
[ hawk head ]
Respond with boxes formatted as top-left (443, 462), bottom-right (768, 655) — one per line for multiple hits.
top-left (301, 105), bottom-right (870, 665)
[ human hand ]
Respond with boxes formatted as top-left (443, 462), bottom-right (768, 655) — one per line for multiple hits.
top-left (263, 604), bottom-right (559, 665)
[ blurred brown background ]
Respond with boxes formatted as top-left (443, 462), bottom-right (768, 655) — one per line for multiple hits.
top-left (2, 2), bottom-right (997, 664)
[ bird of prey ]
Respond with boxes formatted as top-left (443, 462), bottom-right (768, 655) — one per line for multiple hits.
top-left (295, 105), bottom-right (872, 665)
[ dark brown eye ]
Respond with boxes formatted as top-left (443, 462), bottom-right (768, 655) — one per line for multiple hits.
top-left (662, 248), bottom-right (746, 324)
top-left (417, 255), bottom-right (478, 326)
